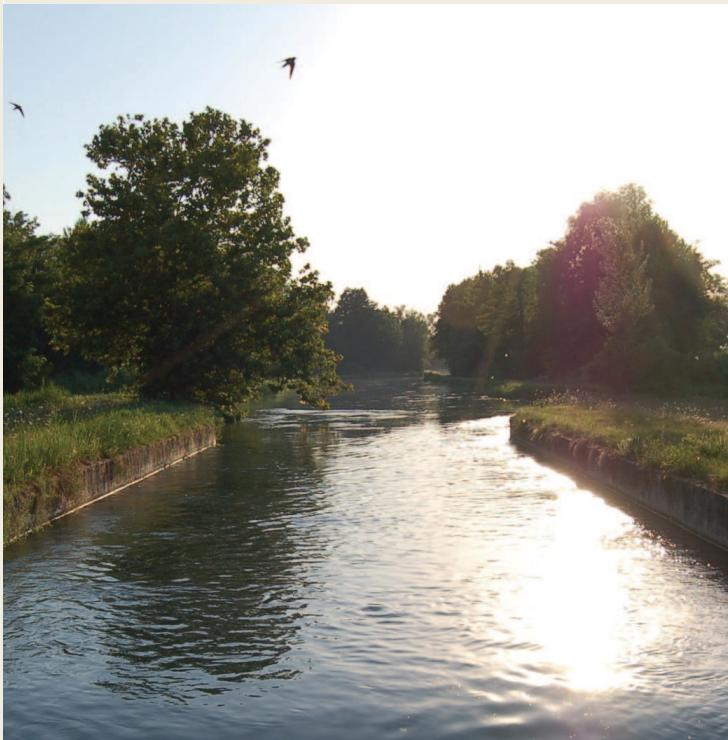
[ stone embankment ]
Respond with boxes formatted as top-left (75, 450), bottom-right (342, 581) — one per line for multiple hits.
top-left (510, 417), bottom-right (728, 552)
top-left (8, 426), bottom-right (217, 545)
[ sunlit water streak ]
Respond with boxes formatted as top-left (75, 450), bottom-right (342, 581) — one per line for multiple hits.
top-left (5, 378), bottom-right (728, 739)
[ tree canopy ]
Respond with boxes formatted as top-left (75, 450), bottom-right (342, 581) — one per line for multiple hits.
top-left (435, 184), bottom-right (728, 392)
top-left (3, 187), bottom-right (59, 392)
top-left (326, 288), bottom-right (431, 374)
top-left (48, 108), bottom-right (347, 410)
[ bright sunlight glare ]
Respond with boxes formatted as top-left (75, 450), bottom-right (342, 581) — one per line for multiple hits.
top-left (272, 5), bottom-right (728, 314)
top-left (4, 4), bottom-right (727, 315)
top-left (517, 487), bottom-right (658, 692)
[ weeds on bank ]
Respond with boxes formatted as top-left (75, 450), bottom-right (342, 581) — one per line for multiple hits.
top-left (3, 387), bottom-right (132, 435)
top-left (4, 387), bottom-right (221, 545)
top-left (514, 400), bottom-right (728, 491)
top-left (3, 387), bottom-right (220, 490)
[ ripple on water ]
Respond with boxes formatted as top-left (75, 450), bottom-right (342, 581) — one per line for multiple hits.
top-left (5, 382), bottom-right (728, 740)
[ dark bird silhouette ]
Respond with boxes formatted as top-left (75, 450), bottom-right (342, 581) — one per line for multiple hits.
top-left (10, 102), bottom-right (24, 117)
top-left (280, 57), bottom-right (296, 79)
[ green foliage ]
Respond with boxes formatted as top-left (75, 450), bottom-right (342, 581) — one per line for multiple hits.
top-left (476, 261), bottom-right (532, 380)
top-left (3, 187), bottom-right (59, 392)
top-left (712, 349), bottom-right (728, 393)
top-left (434, 184), bottom-right (728, 392)
top-left (535, 198), bottom-right (610, 374)
top-left (4, 398), bottom-right (218, 489)
top-left (514, 402), bottom-right (728, 491)
top-left (3, 389), bottom-right (220, 545)
top-left (326, 288), bottom-right (431, 374)
top-left (48, 108), bottom-right (347, 412)
top-left (584, 185), bottom-right (721, 390)
top-left (589, 336), bottom-right (679, 395)
top-left (433, 272), bottom-right (491, 376)
top-left (399, 307), bottom-right (432, 372)
top-left (435, 263), bottom-right (538, 380)
top-left (593, 228), bottom-right (653, 341)
top-left (3, 383), bottom-right (72, 411)
top-left (51, 368), bottom-right (130, 395)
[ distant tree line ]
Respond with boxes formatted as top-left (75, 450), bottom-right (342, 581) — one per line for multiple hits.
top-left (434, 184), bottom-right (728, 393)
top-left (7, 144), bottom-right (726, 402)
top-left (325, 288), bottom-right (432, 375)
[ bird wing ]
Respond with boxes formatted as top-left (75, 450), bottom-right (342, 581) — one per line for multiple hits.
top-left (278, 58), bottom-right (295, 77)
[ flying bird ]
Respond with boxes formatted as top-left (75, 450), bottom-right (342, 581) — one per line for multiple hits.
top-left (280, 57), bottom-right (296, 79)
top-left (9, 102), bottom-right (24, 117)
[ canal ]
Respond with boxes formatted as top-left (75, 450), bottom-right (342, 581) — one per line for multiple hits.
top-left (4, 377), bottom-right (728, 739)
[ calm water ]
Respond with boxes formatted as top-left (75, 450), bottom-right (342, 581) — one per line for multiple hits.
top-left (5, 378), bottom-right (728, 739)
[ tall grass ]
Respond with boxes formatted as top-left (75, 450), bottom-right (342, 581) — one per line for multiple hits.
top-left (3, 388), bottom-right (222, 544)
top-left (514, 402), bottom-right (728, 491)
top-left (3, 383), bottom-right (73, 410)
top-left (4, 402), bottom-right (220, 489)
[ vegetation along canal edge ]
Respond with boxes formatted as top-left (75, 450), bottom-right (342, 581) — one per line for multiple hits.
top-left (510, 416), bottom-right (728, 553)
top-left (4, 423), bottom-right (218, 547)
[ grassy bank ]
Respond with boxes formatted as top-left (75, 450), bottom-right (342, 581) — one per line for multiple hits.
top-left (513, 395), bottom-right (728, 492)
top-left (4, 385), bottom-right (222, 544)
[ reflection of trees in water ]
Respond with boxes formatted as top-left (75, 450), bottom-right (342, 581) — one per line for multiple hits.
top-left (87, 377), bottom-right (509, 703)
top-left (89, 422), bottom-right (334, 703)
top-left (319, 373), bottom-right (511, 426)
top-left (258, 375), bottom-right (511, 431)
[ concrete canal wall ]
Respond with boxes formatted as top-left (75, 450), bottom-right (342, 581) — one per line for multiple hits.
top-left (510, 417), bottom-right (728, 552)
top-left (7, 426), bottom-right (217, 545)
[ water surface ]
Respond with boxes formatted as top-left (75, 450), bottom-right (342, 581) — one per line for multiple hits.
top-left (5, 378), bottom-right (728, 739)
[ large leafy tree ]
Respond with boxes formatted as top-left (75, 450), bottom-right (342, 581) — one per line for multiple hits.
top-left (537, 196), bottom-right (612, 375)
top-left (435, 263), bottom-right (535, 380)
top-left (433, 272), bottom-right (492, 377)
top-left (325, 288), bottom-right (431, 374)
top-left (529, 184), bottom-right (725, 388)
top-left (3, 187), bottom-right (59, 392)
top-left (326, 288), bottom-right (401, 373)
top-left (581, 185), bottom-right (721, 390)
top-left (49, 108), bottom-right (346, 410)
top-left (396, 307), bottom-right (432, 373)
top-left (434, 184), bottom-right (727, 389)
top-left (476, 261), bottom-right (532, 380)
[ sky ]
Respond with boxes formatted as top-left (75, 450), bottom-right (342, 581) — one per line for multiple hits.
top-left (4, 3), bottom-right (728, 316)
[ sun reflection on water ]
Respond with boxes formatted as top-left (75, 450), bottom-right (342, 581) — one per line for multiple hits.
top-left (506, 478), bottom-right (656, 693)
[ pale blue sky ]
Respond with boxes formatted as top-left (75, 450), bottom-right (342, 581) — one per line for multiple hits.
top-left (4, 4), bottom-right (728, 315)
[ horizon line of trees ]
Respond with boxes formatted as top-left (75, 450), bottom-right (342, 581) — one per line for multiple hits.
top-left (4, 186), bottom-right (434, 396)
top-left (433, 184), bottom-right (728, 393)
top-left (325, 287), bottom-right (432, 375)
top-left (6, 129), bottom-right (727, 401)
